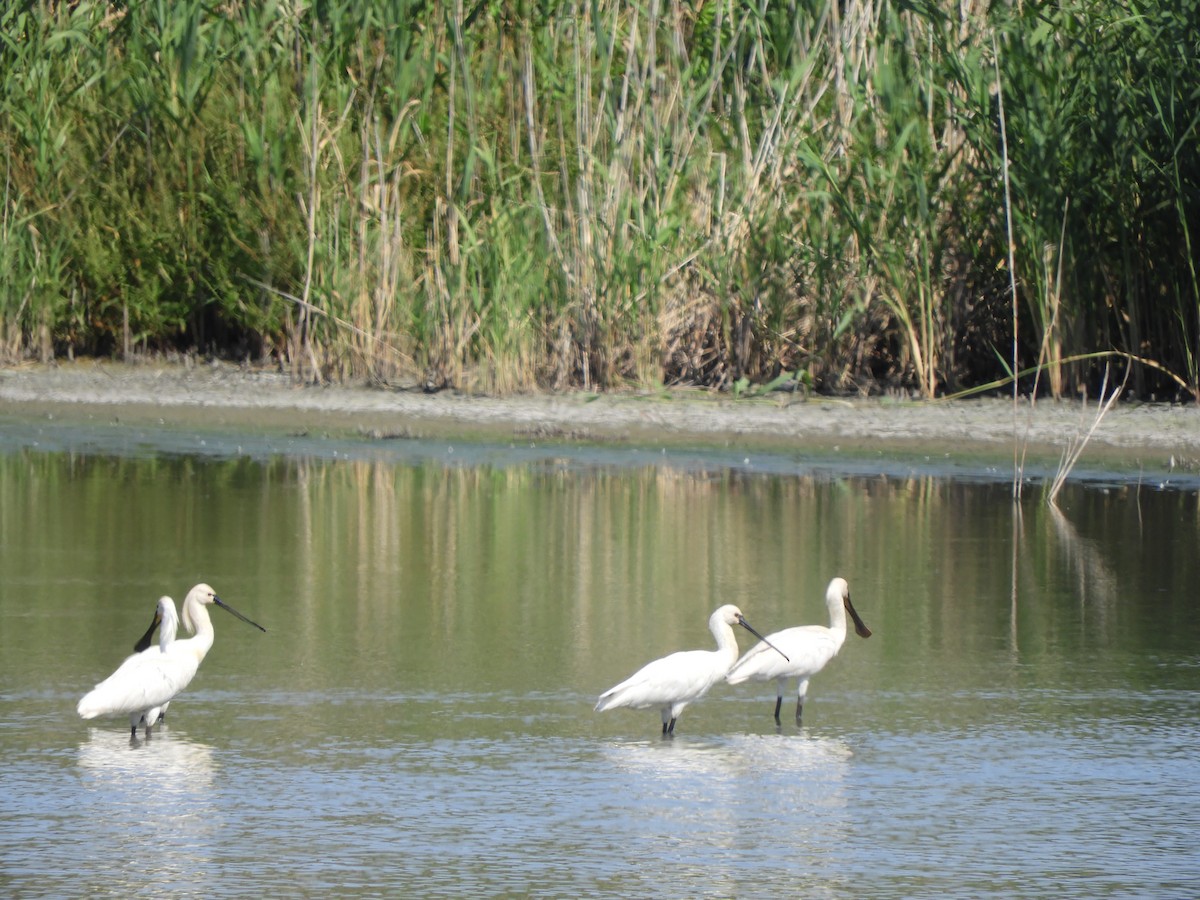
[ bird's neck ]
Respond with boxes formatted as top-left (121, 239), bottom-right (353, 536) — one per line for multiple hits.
top-left (713, 623), bottom-right (741, 660)
top-left (181, 604), bottom-right (216, 660)
top-left (827, 602), bottom-right (849, 640)
top-left (160, 615), bottom-right (179, 651)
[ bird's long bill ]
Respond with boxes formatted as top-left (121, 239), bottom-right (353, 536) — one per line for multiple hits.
top-left (132, 608), bottom-right (162, 653)
top-left (737, 615), bottom-right (789, 662)
top-left (845, 595), bottom-right (872, 638)
top-left (214, 596), bottom-right (267, 633)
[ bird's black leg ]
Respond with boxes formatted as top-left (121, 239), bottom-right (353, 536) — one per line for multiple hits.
top-left (667, 717), bottom-right (677, 735)
top-left (795, 699), bottom-right (804, 724)
top-left (773, 696), bottom-right (783, 725)
top-left (661, 721), bottom-right (669, 735)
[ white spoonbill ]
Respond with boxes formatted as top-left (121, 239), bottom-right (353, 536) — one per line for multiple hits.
top-left (131, 595), bottom-right (175, 654)
top-left (78, 596), bottom-right (179, 738)
top-left (134, 595), bottom-right (179, 732)
top-left (78, 584), bottom-right (266, 736)
top-left (595, 604), bottom-right (787, 735)
top-left (726, 577), bottom-right (871, 725)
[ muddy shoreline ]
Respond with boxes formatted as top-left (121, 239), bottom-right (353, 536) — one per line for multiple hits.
top-left (2, 360), bottom-right (1198, 477)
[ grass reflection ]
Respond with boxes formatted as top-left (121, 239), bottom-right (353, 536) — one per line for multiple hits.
top-left (1, 450), bottom-right (1196, 733)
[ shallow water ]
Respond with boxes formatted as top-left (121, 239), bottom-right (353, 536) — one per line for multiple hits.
top-left (1, 424), bottom-right (1198, 897)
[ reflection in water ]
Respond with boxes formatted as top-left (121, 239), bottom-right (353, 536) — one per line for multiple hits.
top-left (1047, 502), bottom-right (1120, 627)
top-left (1, 444), bottom-right (1198, 897)
top-left (73, 729), bottom-right (219, 892)
top-left (599, 732), bottom-right (854, 830)
top-left (76, 725), bottom-right (216, 782)
top-left (3, 451), bottom-right (1197, 697)
top-left (600, 731), bottom-right (853, 780)
top-left (597, 734), bottom-right (855, 898)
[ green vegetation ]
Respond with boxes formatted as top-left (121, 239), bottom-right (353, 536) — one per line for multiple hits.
top-left (1, 0), bottom-right (1197, 398)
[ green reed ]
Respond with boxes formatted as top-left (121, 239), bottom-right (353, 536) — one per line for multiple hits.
top-left (1, 0), bottom-right (1196, 398)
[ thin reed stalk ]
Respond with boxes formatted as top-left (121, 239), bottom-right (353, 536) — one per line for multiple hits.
top-left (1046, 364), bottom-right (1130, 507)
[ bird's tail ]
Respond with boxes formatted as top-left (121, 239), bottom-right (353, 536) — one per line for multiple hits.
top-left (594, 685), bottom-right (625, 712)
top-left (76, 692), bottom-right (103, 719)
top-left (725, 666), bottom-right (749, 685)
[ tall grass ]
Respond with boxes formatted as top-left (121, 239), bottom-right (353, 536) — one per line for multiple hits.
top-left (1, 0), bottom-right (1196, 398)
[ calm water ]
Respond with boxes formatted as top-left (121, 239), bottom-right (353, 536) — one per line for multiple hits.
top-left (1, 417), bottom-right (1198, 897)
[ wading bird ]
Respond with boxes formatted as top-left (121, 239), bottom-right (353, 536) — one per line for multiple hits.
top-left (82, 596), bottom-right (180, 737)
top-left (595, 604), bottom-right (787, 735)
top-left (132, 595), bottom-right (179, 732)
top-left (726, 577), bottom-right (871, 725)
top-left (131, 596), bottom-right (175, 654)
top-left (78, 584), bottom-right (266, 737)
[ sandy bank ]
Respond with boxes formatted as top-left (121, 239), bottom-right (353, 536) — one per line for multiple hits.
top-left (2, 360), bottom-right (1198, 476)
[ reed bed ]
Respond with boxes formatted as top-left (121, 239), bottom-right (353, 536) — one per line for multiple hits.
top-left (1, 0), bottom-right (1196, 399)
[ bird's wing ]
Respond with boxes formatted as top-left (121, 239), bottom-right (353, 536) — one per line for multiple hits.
top-left (596, 650), bottom-right (718, 710)
top-left (728, 626), bottom-right (838, 683)
top-left (77, 648), bottom-right (199, 719)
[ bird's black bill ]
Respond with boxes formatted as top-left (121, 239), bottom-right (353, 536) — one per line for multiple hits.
top-left (214, 596), bottom-right (267, 633)
top-left (132, 609), bottom-right (162, 653)
top-left (845, 596), bottom-right (872, 639)
top-left (737, 615), bottom-right (789, 662)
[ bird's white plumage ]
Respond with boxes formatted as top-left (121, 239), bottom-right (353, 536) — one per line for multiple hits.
top-left (156, 597), bottom-right (180, 650)
top-left (75, 596), bottom-right (180, 735)
top-left (595, 604), bottom-right (777, 734)
top-left (726, 577), bottom-right (871, 723)
top-left (141, 595), bottom-right (180, 731)
top-left (77, 583), bottom-right (265, 735)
